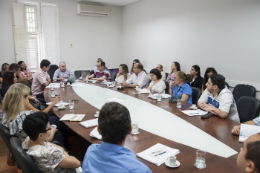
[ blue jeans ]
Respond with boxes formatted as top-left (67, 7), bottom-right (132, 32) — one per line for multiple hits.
top-left (36, 92), bottom-right (46, 106)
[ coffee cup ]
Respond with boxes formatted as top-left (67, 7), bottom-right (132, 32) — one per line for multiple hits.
top-left (67, 82), bottom-right (71, 86)
top-left (167, 156), bottom-right (177, 166)
top-left (92, 80), bottom-right (97, 84)
top-left (191, 104), bottom-right (197, 108)
top-left (59, 103), bottom-right (64, 108)
top-left (79, 77), bottom-right (83, 79)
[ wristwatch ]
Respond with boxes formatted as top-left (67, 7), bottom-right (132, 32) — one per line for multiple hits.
top-left (128, 84), bottom-right (131, 88)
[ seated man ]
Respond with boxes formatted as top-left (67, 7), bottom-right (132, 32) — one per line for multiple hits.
top-left (31, 59), bottom-right (51, 105)
top-left (197, 73), bottom-right (240, 122)
top-left (82, 102), bottom-right (152, 173)
top-left (22, 112), bottom-right (81, 173)
top-left (237, 133), bottom-right (260, 173)
top-left (94, 58), bottom-right (102, 71)
top-left (88, 61), bottom-right (111, 81)
top-left (123, 63), bottom-right (149, 89)
top-left (53, 61), bottom-right (74, 81)
top-left (232, 117), bottom-right (260, 135)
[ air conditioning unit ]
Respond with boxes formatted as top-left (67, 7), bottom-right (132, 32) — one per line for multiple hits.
top-left (77, 4), bottom-right (109, 17)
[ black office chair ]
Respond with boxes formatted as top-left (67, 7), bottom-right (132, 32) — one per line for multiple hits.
top-left (10, 137), bottom-right (42, 173)
top-left (90, 70), bottom-right (94, 75)
top-left (0, 124), bottom-right (13, 153)
top-left (233, 84), bottom-right (256, 103)
top-left (165, 81), bottom-right (169, 94)
top-left (225, 82), bottom-right (230, 89)
top-left (0, 88), bottom-right (3, 104)
top-left (237, 96), bottom-right (260, 123)
top-left (110, 71), bottom-right (117, 82)
top-left (47, 64), bottom-right (58, 81)
top-left (191, 87), bottom-right (202, 105)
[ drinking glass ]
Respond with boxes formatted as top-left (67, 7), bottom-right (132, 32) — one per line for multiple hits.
top-left (132, 121), bottom-right (139, 134)
top-left (194, 150), bottom-right (206, 169)
top-left (177, 98), bottom-right (181, 107)
top-left (60, 81), bottom-right (64, 88)
top-left (69, 100), bottom-right (74, 110)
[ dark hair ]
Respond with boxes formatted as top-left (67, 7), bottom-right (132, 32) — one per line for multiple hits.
top-left (2, 71), bottom-right (15, 89)
top-left (177, 71), bottom-right (192, 83)
top-left (136, 63), bottom-right (143, 70)
top-left (23, 112), bottom-right (49, 141)
top-left (40, 59), bottom-right (51, 68)
top-left (203, 67), bottom-right (217, 90)
top-left (192, 65), bottom-right (201, 77)
top-left (150, 68), bottom-right (162, 80)
top-left (209, 73), bottom-right (225, 90)
top-left (131, 59), bottom-right (140, 72)
top-left (1, 63), bottom-right (9, 76)
top-left (18, 61), bottom-right (26, 71)
top-left (98, 102), bottom-right (131, 145)
top-left (173, 62), bottom-right (181, 71)
top-left (245, 135), bottom-right (260, 173)
top-left (100, 61), bottom-right (106, 67)
top-left (9, 63), bottom-right (20, 72)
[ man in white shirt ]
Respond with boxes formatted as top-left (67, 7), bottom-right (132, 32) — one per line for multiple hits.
top-left (53, 61), bottom-right (74, 81)
top-left (123, 63), bottom-right (149, 89)
top-left (198, 74), bottom-right (240, 122)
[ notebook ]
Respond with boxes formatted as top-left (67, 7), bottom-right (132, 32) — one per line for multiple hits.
top-left (46, 101), bottom-right (69, 107)
top-left (137, 143), bottom-right (180, 166)
top-left (60, 114), bottom-right (85, 121)
top-left (182, 110), bottom-right (208, 116)
top-left (79, 119), bottom-right (98, 128)
top-left (139, 89), bottom-right (151, 94)
top-left (239, 124), bottom-right (260, 142)
top-left (90, 127), bottom-right (102, 140)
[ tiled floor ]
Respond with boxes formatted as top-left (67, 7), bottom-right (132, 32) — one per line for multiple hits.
top-left (0, 137), bottom-right (21, 173)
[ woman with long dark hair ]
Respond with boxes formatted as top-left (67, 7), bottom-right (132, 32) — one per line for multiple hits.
top-left (166, 61), bottom-right (181, 84)
top-left (202, 67), bottom-right (217, 93)
top-left (18, 61), bottom-right (33, 80)
top-left (1, 71), bottom-right (17, 97)
top-left (189, 65), bottom-right (203, 90)
top-left (0, 63), bottom-right (9, 83)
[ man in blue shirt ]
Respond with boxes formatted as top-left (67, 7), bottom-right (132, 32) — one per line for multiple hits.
top-left (82, 102), bottom-right (152, 173)
top-left (53, 61), bottom-right (74, 82)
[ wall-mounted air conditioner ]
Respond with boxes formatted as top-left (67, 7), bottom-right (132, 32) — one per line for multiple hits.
top-left (77, 4), bottom-right (109, 17)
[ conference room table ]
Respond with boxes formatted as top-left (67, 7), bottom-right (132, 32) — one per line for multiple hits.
top-left (45, 81), bottom-right (243, 173)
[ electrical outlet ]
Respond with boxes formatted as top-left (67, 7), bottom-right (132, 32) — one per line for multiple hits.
top-left (69, 43), bottom-right (73, 48)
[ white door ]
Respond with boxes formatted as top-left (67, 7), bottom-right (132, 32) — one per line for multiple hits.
top-left (12, 3), bottom-right (28, 63)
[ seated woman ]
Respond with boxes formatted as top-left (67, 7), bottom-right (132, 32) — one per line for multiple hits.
top-left (115, 64), bottom-right (130, 84)
top-left (0, 83), bottom-right (61, 147)
top-left (147, 69), bottom-right (166, 94)
top-left (166, 61), bottom-right (181, 84)
top-left (156, 64), bottom-right (166, 81)
top-left (22, 112), bottom-right (81, 173)
top-left (0, 63), bottom-right (9, 83)
top-left (202, 67), bottom-right (217, 93)
top-left (18, 61), bottom-right (33, 80)
top-left (169, 71), bottom-right (193, 104)
top-left (1, 71), bottom-right (17, 97)
top-left (189, 65), bottom-right (203, 90)
top-left (9, 63), bottom-right (22, 80)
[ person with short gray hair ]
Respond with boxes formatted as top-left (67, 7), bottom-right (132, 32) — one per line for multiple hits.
top-left (53, 61), bottom-right (74, 81)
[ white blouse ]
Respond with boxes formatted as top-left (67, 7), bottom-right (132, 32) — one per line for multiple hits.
top-left (161, 71), bottom-right (166, 81)
top-left (149, 80), bottom-right (166, 94)
top-left (115, 73), bottom-right (131, 84)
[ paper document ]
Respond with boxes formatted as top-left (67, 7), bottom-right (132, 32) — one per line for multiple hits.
top-left (239, 124), bottom-right (260, 142)
top-left (46, 83), bottom-right (60, 88)
top-left (60, 114), bottom-right (85, 121)
top-left (139, 89), bottom-right (151, 94)
top-left (106, 98), bottom-right (124, 103)
top-left (182, 110), bottom-right (208, 116)
top-left (79, 119), bottom-right (98, 128)
top-left (90, 127), bottom-right (102, 140)
top-left (46, 101), bottom-right (69, 107)
top-left (152, 93), bottom-right (171, 99)
top-left (137, 143), bottom-right (180, 166)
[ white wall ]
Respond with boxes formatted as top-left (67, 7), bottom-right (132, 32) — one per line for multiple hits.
top-left (1, 0), bottom-right (123, 70)
top-left (0, 0), bottom-right (17, 66)
top-left (123, 0), bottom-right (260, 88)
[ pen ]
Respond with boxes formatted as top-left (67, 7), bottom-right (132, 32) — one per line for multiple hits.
top-left (151, 150), bottom-right (164, 154)
top-left (154, 151), bottom-right (167, 156)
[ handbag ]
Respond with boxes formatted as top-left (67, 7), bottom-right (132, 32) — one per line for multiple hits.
top-left (7, 150), bottom-right (16, 166)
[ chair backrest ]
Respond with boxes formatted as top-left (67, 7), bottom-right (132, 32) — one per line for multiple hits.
top-left (47, 64), bottom-right (59, 81)
top-left (233, 84), bottom-right (256, 103)
top-left (191, 87), bottom-right (202, 105)
top-left (237, 96), bottom-right (260, 123)
top-left (0, 88), bottom-right (3, 104)
top-left (90, 70), bottom-right (94, 75)
top-left (74, 70), bottom-right (90, 79)
top-left (10, 137), bottom-right (42, 173)
top-left (0, 124), bottom-right (13, 152)
top-left (165, 81), bottom-right (169, 94)
top-left (110, 71), bottom-right (117, 82)
top-left (225, 82), bottom-right (230, 89)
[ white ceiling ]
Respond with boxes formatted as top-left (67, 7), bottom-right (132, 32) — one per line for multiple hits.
top-left (74, 0), bottom-right (139, 6)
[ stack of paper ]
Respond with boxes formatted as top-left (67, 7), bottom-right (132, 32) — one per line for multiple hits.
top-left (239, 124), bottom-right (260, 142)
top-left (60, 114), bottom-right (85, 121)
top-left (46, 83), bottom-right (60, 88)
top-left (106, 98), bottom-right (124, 103)
top-left (182, 110), bottom-right (208, 116)
top-left (79, 119), bottom-right (98, 128)
top-left (137, 143), bottom-right (180, 166)
top-left (90, 127), bottom-right (102, 140)
top-left (139, 89), bottom-right (151, 94)
top-left (152, 93), bottom-right (171, 99)
top-left (46, 101), bottom-right (69, 107)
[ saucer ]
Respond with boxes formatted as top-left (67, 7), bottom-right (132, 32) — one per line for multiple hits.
top-left (157, 99), bottom-right (162, 102)
top-left (51, 88), bottom-right (54, 91)
top-left (165, 160), bottom-right (180, 168)
top-left (94, 113), bottom-right (99, 118)
top-left (108, 85), bottom-right (114, 88)
top-left (58, 106), bottom-right (65, 110)
top-left (131, 131), bottom-right (140, 135)
top-left (67, 84), bottom-right (71, 86)
top-left (152, 97), bottom-right (157, 100)
top-left (176, 105), bottom-right (182, 108)
top-left (190, 106), bottom-right (198, 110)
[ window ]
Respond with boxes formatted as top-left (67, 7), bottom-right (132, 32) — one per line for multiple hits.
top-left (25, 6), bottom-right (37, 33)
